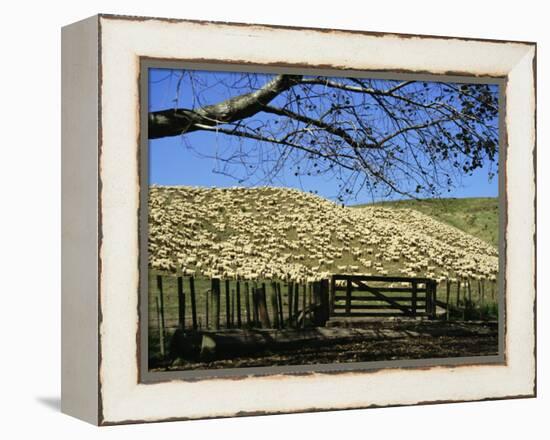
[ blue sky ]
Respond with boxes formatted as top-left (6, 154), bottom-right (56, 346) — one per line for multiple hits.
top-left (148, 68), bottom-right (499, 204)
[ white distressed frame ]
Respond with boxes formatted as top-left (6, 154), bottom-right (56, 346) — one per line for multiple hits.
top-left (62, 14), bottom-right (536, 425)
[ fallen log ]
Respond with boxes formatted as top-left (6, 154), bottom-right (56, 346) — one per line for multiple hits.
top-left (167, 319), bottom-right (498, 364)
top-left (169, 326), bottom-right (443, 362)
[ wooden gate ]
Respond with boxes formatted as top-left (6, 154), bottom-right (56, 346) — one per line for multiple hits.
top-left (330, 275), bottom-right (437, 319)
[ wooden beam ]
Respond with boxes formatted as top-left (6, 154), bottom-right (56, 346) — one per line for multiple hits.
top-left (333, 295), bottom-right (426, 302)
top-left (354, 280), bottom-right (414, 316)
top-left (211, 278), bottom-right (220, 330)
top-left (225, 279), bottom-right (231, 328)
top-left (332, 286), bottom-right (428, 293)
top-left (257, 284), bottom-right (271, 328)
top-left (345, 279), bottom-right (352, 315)
top-left (332, 274), bottom-right (432, 284)
top-left (189, 276), bottom-right (197, 330)
top-left (236, 281), bottom-right (242, 328)
top-left (270, 282), bottom-right (280, 329)
top-left (177, 276), bottom-right (185, 329)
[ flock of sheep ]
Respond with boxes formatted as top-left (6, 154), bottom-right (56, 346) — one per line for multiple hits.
top-left (148, 185), bottom-right (498, 284)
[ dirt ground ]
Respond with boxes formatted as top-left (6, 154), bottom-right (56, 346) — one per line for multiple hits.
top-left (152, 320), bottom-right (499, 372)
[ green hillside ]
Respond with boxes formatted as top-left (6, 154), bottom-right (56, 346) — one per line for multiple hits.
top-left (149, 186), bottom-right (498, 283)
top-left (148, 187), bottom-right (500, 341)
top-left (355, 197), bottom-right (499, 247)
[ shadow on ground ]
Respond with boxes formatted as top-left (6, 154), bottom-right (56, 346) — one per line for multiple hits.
top-left (36, 396), bottom-right (61, 412)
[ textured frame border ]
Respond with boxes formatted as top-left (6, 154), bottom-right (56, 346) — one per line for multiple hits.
top-left (64, 14), bottom-right (536, 425)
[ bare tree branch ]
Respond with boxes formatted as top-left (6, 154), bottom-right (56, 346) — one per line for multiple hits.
top-left (148, 71), bottom-right (499, 200)
top-left (149, 74), bottom-right (302, 138)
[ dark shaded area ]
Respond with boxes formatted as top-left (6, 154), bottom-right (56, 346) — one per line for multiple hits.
top-left (151, 320), bottom-right (498, 371)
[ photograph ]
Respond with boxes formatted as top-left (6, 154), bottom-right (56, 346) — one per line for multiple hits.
top-left (144, 66), bottom-right (502, 373)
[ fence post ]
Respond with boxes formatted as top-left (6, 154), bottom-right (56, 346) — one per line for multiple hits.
top-left (345, 278), bottom-right (352, 315)
top-left (244, 282), bottom-right (251, 326)
top-left (302, 283), bottom-right (306, 327)
top-left (225, 279), bottom-right (231, 328)
top-left (205, 289), bottom-right (209, 329)
top-left (258, 283), bottom-right (271, 328)
top-left (330, 276), bottom-right (336, 317)
top-left (212, 278), bottom-right (221, 330)
top-left (177, 276), bottom-right (185, 330)
top-left (320, 279), bottom-right (330, 325)
top-left (231, 289), bottom-right (236, 327)
top-left (430, 280), bottom-right (437, 319)
top-left (252, 284), bottom-right (259, 326)
top-left (155, 296), bottom-right (165, 358)
top-left (287, 281), bottom-right (294, 326)
top-left (270, 282), bottom-right (280, 329)
top-left (445, 278), bottom-right (451, 321)
top-left (411, 281), bottom-right (417, 317)
top-left (425, 281), bottom-right (432, 318)
top-left (189, 276), bottom-right (198, 330)
top-left (312, 282), bottom-right (319, 325)
top-left (156, 275), bottom-right (166, 338)
top-left (276, 283), bottom-right (284, 328)
top-left (236, 281), bottom-right (242, 328)
top-left (294, 282), bottom-right (300, 319)
top-left (312, 281), bottom-right (329, 326)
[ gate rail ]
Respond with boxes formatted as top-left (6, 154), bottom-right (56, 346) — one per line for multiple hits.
top-left (330, 275), bottom-right (437, 319)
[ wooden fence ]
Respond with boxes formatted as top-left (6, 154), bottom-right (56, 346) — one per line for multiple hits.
top-left (436, 277), bottom-right (498, 320)
top-left (152, 275), bottom-right (329, 336)
top-left (150, 273), bottom-right (497, 356)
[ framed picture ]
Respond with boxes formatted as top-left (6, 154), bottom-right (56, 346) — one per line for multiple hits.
top-left (61, 14), bottom-right (536, 425)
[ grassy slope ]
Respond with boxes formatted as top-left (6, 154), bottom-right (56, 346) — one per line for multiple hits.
top-left (149, 191), bottom-right (500, 362)
top-left (354, 197), bottom-right (499, 247)
top-left (149, 190), bottom-right (499, 327)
